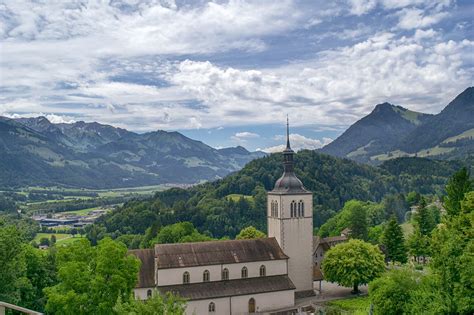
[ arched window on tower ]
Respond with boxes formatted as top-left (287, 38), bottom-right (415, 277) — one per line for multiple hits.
top-left (183, 271), bottom-right (190, 284)
top-left (203, 270), bottom-right (210, 282)
top-left (290, 200), bottom-right (296, 217)
top-left (298, 200), bottom-right (304, 217)
top-left (222, 268), bottom-right (229, 280)
top-left (274, 201), bottom-right (278, 217)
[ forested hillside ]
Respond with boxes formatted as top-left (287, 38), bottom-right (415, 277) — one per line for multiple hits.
top-left (90, 151), bottom-right (470, 242)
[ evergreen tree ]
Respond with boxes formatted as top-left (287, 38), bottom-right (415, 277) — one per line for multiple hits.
top-left (414, 197), bottom-right (435, 235)
top-left (444, 167), bottom-right (472, 216)
top-left (406, 227), bottom-right (430, 263)
top-left (382, 216), bottom-right (407, 264)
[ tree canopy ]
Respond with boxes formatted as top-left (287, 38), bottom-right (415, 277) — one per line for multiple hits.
top-left (322, 239), bottom-right (385, 293)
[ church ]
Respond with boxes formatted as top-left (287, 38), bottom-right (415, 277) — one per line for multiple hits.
top-left (130, 122), bottom-right (315, 314)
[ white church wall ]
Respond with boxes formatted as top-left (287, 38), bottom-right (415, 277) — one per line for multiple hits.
top-left (185, 297), bottom-right (230, 315)
top-left (230, 289), bottom-right (295, 314)
top-left (134, 287), bottom-right (154, 300)
top-left (156, 259), bottom-right (288, 286)
top-left (157, 264), bottom-right (222, 286)
top-left (222, 259), bottom-right (287, 280)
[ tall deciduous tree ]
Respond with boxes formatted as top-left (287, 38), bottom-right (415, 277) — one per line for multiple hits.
top-left (382, 216), bottom-right (407, 264)
top-left (444, 167), bottom-right (472, 216)
top-left (322, 239), bottom-right (385, 293)
top-left (44, 238), bottom-right (140, 315)
top-left (348, 202), bottom-right (368, 241)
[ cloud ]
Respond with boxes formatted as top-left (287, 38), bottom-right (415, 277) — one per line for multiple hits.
top-left (348, 0), bottom-right (377, 16)
top-left (396, 8), bottom-right (449, 29)
top-left (262, 134), bottom-right (333, 153)
top-left (231, 131), bottom-right (260, 143)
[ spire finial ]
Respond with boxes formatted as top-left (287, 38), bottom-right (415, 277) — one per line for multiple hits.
top-left (286, 115), bottom-right (291, 149)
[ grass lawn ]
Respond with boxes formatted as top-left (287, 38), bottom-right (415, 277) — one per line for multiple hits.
top-left (326, 296), bottom-right (371, 315)
top-left (34, 233), bottom-right (84, 245)
top-left (62, 207), bottom-right (101, 216)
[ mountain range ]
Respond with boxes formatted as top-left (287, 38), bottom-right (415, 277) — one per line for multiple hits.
top-left (321, 87), bottom-right (474, 163)
top-left (0, 117), bottom-right (265, 188)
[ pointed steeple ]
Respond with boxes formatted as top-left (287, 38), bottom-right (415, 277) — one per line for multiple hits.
top-left (286, 115), bottom-right (291, 150)
top-left (272, 117), bottom-right (307, 193)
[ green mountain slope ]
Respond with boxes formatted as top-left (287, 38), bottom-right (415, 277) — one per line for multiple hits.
top-left (93, 151), bottom-right (469, 239)
top-left (320, 103), bottom-right (432, 163)
top-left (0, 117), bottom-right (265, 188)
top-left (321, 87), bottom-right (474, 163)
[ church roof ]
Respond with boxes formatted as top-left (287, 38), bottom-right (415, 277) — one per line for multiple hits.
top-left (157, 275), bottom-right (295, 300)
top-left (313, 235), bottom-right (348, 252)
top-left (154, 237), bottom-right (288, 269)
top-left (129, 248), bottom-right (155, 288)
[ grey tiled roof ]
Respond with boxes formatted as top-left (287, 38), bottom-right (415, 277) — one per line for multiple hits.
top-left (129, 248), bottom-right (155, 288)
top-left (158, 275), bottom-right (295, 300)
top-left (154, 237), bottom-right (288, 269)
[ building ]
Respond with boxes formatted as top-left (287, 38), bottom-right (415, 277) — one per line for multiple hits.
top-left (130, 121), bottom-right (314, 314)
top-left (312, 235), bottom-right (348, 269)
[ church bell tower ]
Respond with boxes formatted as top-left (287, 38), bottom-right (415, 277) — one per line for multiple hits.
top-left (267, 118), bottom-right (314, 294)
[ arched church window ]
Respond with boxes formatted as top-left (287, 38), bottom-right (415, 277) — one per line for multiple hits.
top-left (290, 200), bottom-right (296, 217)
top-left (249, 298), bottom-right (256, 313)
top-left (209, 302), bottom-right (216, 312)
top-left (203, 270), bottom-right (210, 282)
top-left (298, 200), bottom-right (304, 217)
top-left (259, 265), bottom-right (266, 277)
top-left (183, 271), bottom-right (190, 284)
top-left (222, 268), bottom-right (229, 280)
top-left (147, 289), bottom-right (152, 298)
top-left (241, 266), bottom-right (248, 278)
top-left (274, 201), bottom-right (278, 217)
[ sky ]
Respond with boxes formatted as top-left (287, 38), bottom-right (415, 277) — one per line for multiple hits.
top-left (0, 0), bottom-right (473, 152)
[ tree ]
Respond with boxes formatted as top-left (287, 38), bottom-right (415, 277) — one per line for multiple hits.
top-left (322, 239), bottom-right (385, 293)
top-left (114, 291), bottom-right (186, 315)
top-left (44, 238), bottom-right (140, 314)
top-left (369, 268), bottom-right (420, 315)
top-left (414, 198), bottom-right (435, 235)
top-left (444, 167), bottom-right (472, 216)
top-left (50, 234), bottom-right (56, 245)
top-left (406, 191), bottom-right (421, 206)
top-left (381, 216), bottom-right (407, 264)
top-left (39, 237), bottom-right (50, 247)
top-left (0, 225), bottom-right (28, 304)
top-left (406, 227), bottom-right (429, 263)
top-left (152, 222), bottom-right (212, 244)
top-left (348, 202), bottom-right (368, 241)
top-left (236, 226), bottom-right (266, 240)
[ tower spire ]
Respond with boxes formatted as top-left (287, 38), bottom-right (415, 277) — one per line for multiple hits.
top-left (286, 115), bottom-right (291, 149)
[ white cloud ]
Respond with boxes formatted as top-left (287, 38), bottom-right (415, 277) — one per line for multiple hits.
top-left (348, 0), bottom-right (377, 16)
top-left (396, 8), bottom-right (448, 29)
top-left (262, 134), bottom-right (333, 153)
top-left (231, 131), bottom-right (260, 143)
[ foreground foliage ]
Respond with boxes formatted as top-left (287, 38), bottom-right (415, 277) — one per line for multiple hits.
top-left (44, 238), bottom-right (140, 314)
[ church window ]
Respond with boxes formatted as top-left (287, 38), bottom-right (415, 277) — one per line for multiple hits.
top-left (209, 302), bottom-right (215, 312)
top-left (147, 289), bottom-right (152, 298)
top-left (259, 265), bottom-right (266, 277)
top-left (249, 298), bottom-right (256, 313)
top-left (222, 268), bottom-right (229, 280)
top-left (298, 200), bottom-right (304, 217)
top-left (203, 270), bottom-right (210, 282)
top-left (241, 266), bottom-right (248, 278)
top-left (183, 271), bottom-right (190, 284)
top-left (274, 201), bottom-right (278, 217)
top-left (290, 200), bottom-right (296, 217)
